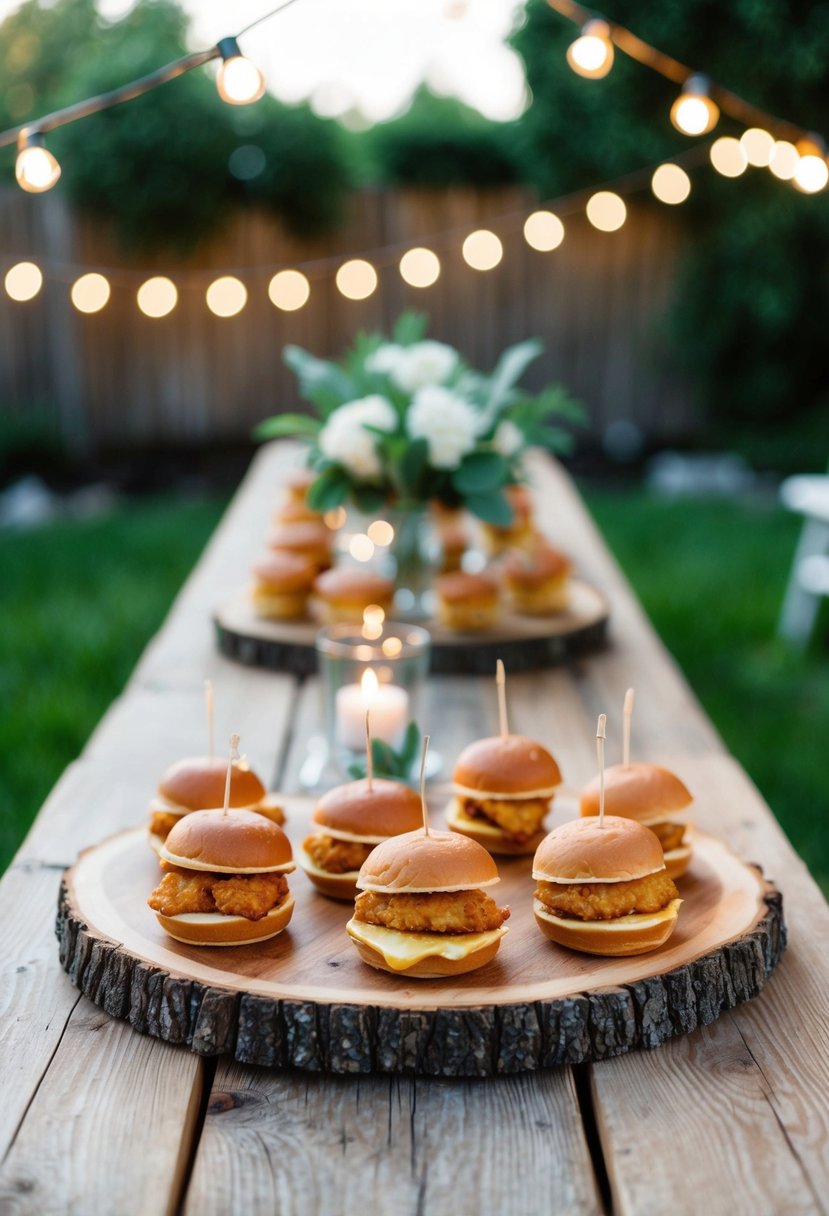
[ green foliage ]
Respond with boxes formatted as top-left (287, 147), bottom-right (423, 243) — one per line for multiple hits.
top-left (362, 87), bottom-right (523, 187)
top-left (511, 0), bottom-right (829, 432)
top-left (347, 722), bottom-right (422, 784)
top-left (0, 0), bottom-right (354, 250)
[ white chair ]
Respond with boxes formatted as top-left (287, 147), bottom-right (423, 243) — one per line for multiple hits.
top-left (778, 474), bottom-right (829, 645)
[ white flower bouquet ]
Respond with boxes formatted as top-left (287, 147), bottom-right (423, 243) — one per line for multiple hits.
top-left (257, 312), bottom-right (582, 525)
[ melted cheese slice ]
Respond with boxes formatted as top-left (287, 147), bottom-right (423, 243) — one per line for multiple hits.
top-left (346, 918), bottom-right (507, 971)
top-left (533, 897), bottom-right (682, 932)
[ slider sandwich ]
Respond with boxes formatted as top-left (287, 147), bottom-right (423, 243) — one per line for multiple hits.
top-left (579, 762), bottom-right (694, 879)
top-left (148, 809), bottom-right (295, 946)
top-left (447, 733), bottom-right (562, 854)
top-left (532, 816), bottom-right (681, 956)
top-left (147, 755), bottom-right (284, 854)
top-left (299, 777), bottom-right (424, 901)
top-left (346, 830), bottom-right (510, 977)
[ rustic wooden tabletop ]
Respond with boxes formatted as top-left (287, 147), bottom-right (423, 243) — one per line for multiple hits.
top-left (2, 442), bottom-right (827, 1216)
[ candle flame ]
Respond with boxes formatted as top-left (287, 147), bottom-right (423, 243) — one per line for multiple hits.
top-left (361, 668), bottom-right (379, 702)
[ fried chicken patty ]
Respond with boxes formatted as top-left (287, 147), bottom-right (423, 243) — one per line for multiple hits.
top-left (148, 869), bottom-right (289, 921)
top-left (535, 871), bottom-right (678, 921)
top-left (354, 888), bottom-right (510, 934)
top-left (303, 833), bottom-right (374, 874)
top-left (149, 802), bottom-right (284, 844)
top-left (461, 796), bottom-right (549, 843)
top-left (647, 820), bottom-right (686, 852)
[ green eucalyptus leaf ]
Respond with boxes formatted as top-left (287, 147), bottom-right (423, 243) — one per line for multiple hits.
top-left (464, 488), bottom-right (514, 527)
top-left (371, 739), bottom-right (400, 778)
top-left (253, 413), bottom-right (321, 441)
top-left (284, 345), bottom-right (357, 414)
top-left (484, 339), bottom-right (543, 413)
top-left (393, 310), bottom-right (429, 346)
top-left (452, 451), bottom-right (507, 494)
top-left (352, 485), bottom-right (387, 513)
top-left (397, 438), bottom-right (430, 496)
top-left (306, 467), bottom-right (350, 512)
top-left (400, 721), bottom-right (421, 770)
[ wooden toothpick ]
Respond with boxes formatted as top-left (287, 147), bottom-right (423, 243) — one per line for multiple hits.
top-left (597, 714), bottom-right (607, 829)
top-left (496, 659), bottom-right (509, 739)
top-left (223, 733), bottom-right (240, 817)
top-left (420, 734), bottom-right (431, 836)
top-left (365, 709), bottom-right (373, 793)
top-left (623, 687), bottom-right (634, 768)
top-left (205, 679), bottom-right (214, 760)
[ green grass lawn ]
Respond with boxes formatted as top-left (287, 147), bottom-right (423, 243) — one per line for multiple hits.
top-left (0, 495), bottom-right (227, 871)
top-left (2, 484), bottom-right (826, 896)
top-left (581, 483), bottom-right (828, 894)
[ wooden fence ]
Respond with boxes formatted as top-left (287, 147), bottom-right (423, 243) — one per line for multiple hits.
top-left (0, 185), bottom-right (693, 454)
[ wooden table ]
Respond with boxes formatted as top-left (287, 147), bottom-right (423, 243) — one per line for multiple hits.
top-left (2, 443), bottom-right (827, 1215)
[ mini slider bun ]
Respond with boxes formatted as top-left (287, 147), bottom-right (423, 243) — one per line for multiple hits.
top-left (151, 809), bottom-right (295, 946)
top-left (435, 571), bottom-right (500, 632)
top-left (503, 542), bottom-right (572, 616)
top-left (299, 778), bottom-right (423, 901)
top-left (448, 734), bottom-right (562, 855)
top-left (346, 830), bottom-right (509, 978)
top-left (147, 755), bottom-right (284, 854)
top-left (580, 762), bottom-right (694, 880)
top-left (532, 816), bottom-right (681, 956)
top-left (311, 566), bottom-right (395, 624)
top-left (251, 550), bottom-right (318, 620)
top-left (268, 521), bottom-right (332, 568)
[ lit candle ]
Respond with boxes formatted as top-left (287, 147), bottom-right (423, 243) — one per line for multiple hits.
top-left (336, 668), bottom-right (409, 751)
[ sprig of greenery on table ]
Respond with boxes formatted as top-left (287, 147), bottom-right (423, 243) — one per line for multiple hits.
top-left (256, 311), bottom-right (583, 526)
top-left (347, 721), bottom-right (422, 785)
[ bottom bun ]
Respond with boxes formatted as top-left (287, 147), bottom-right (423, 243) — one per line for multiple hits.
top-left (346, 918), bottom-right (506, 978)
top-left (445, 797), bottom-right (546, 857)
top-left (154, 894), bottom-right (294, 946)
top-left (663, 843), bottom-right (692, 881)
top-left (533, 897), bottom-right (681, 957)
top-left (298, 849), bottom-right (359, 902)
top-left (147, 831), bottom-right (164, 856)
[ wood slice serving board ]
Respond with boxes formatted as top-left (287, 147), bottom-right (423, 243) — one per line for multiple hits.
top-left (214, 578), bottom-right (610, 675)
top-left (56, 801), bottom-right (784, 1077)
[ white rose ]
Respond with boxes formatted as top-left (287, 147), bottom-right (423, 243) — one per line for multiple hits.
top-left (407, 386), bottom-right (480, 470)
top-left (318, 396), bottom-right (397, 481)
top-left (391, 341), bottom-right (458, 393)
top-left (365, 343), bottom-right (405, 376)
top-left (493, 420), bottom-right (524, 457)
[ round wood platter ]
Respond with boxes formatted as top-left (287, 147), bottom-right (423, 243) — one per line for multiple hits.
top-left (213, 578), bottom-right (610, 675)
top-left (57, 799), bottom-right (785, 1077)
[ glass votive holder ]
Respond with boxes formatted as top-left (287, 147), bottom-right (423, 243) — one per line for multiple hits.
top-left (315, 620), bottom-right (433, 779)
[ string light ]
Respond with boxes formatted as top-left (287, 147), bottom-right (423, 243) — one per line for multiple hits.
top-left (768, 140), bottom-right (799, 181)
top-left (399, 247), bottom-right (441, 288)
top-left (792, 140), bottom-right (829, 194)
top-left (740, 128), bottom-right (774, 168)
top-left (709, 136), bottom-right (748, 178)
top-left (136, 276), bottom-right (177, 318)
top-left (566, 19), bottom-right (614, 80)
top-left (71, 273), bottom-right (110, 314)
top-left (523, 210), bottom-right (565, 251)
top-left (206, 275), bottom-right (247, 316)
top-left (462, 229), bottom-right (503, 270)
top-left (268, 269), bottom-right (310, 310)
top-left (586, 191), bottom-right (626, 231)
top-left (15, 131), bottom-right (61, 193)
top-left (651, 163), bottom-right (691, 205)
top-left (670, 75), bottom-right (719, 137)
top-left (4, 261), bottom-right (43, 301)
top-left (215, 36), bottom-right (266, 105)
top-left (335, 259), bottom-right (377, 300)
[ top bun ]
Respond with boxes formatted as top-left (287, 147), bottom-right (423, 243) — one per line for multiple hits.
top-left (252, 550), bottom-right (317, 591)
top-left (504, 543), bottom-right (571, 587)
top-left (357, 829), bottom-right (500, 893)
top-left (159, 756), bottom-right (266, 811)
top-left (161, 808), bottom-right (294, 874)
top-left (533, 816), bottom-right (665, 884)
top-left (453, 734), bottom-right (562, 798)
top-left (313, 567), bottom-right (394, 602)
top-left (435, 572), bottom-right (499, 603)
top-left (313, 778), bottom-right (424, 841)
top-left (580, 762), bottom-right (692, 822)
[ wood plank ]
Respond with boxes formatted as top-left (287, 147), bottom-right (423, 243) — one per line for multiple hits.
top-left (183, 1062), bottom-right (601, 1216)
top-left (0, 997), bottom-right (204, 1216)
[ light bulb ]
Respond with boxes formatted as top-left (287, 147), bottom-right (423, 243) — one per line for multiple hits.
top-left (651, 163), bottom-right (691, 205)
top-left (5, 261), bottom-right (43, 301)
top-left (462, 229), bottom-right (503, 271)
top-left (15, 131), bottom-right (61, 193)
top-left (206, 275), bottom-right (247, 316)
top-left (670, 75), bottom-right (719, 137)
top-left (710, 136), bottom-right (747, 178)
top-left (793, 139), bottom-right (828, 193)
top-left (137, 276), bottom-right (177, 318)
top-left (585, 191), bottom-right (626, 232)
top-left (523, 210), bottom-right (565, 251)
top-left (215, 36), bottom-right (265, 105)
top-left (566, 19), bottom-right (614, 80)
top-left (71, 273), bottom-right (110, 314)
top-left (268, 269), bottom-right (310, 311)
top-left (768, 140), bottom-right (799, 181)
top-left (335, 259), bottom-right (377, 300)
top-left (740, 128), bottom-right (774, 167)
top-left (399, 247), bottom-right (440, 288)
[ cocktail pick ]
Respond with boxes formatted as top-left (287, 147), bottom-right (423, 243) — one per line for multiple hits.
top-left (223, 733), bottom-right (241, 817)
top-left (420, 734), bottom-right (431, 836)
top-left (597, 714), bottom-right (607, 828)
top-left (623, 687), bottom-right (634, 767)
top-left (496, 658), bottom-right (509, 739)
top-left (205, 679), bottom-right (214, 760)
top-left (365, 709), bottom-right (373, 793)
